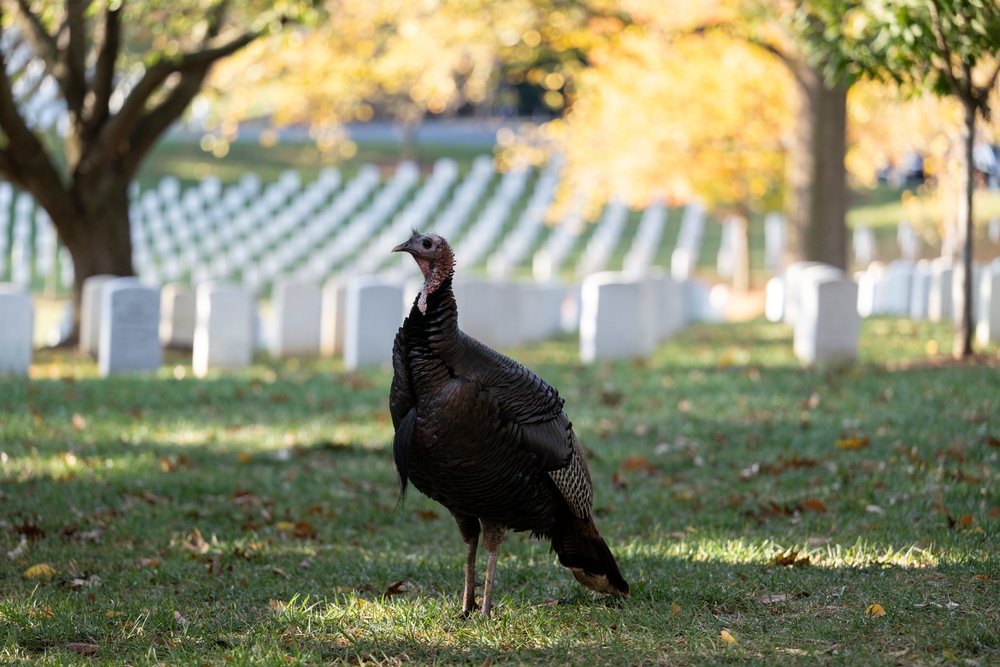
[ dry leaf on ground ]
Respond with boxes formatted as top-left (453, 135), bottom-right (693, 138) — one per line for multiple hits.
top-left (835, 436), bottom-right (869, 450)
top-left (865, 603), bottom-right (886, 617)
top-left (23, 563), bottom-right (57, 579)
top-left (66, 642), bottom-right (99, 655)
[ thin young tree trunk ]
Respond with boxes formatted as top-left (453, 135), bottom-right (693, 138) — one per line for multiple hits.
top-left (953, 100), bottom-right (976, 358)
top-left (732, 212), bottom-right (750, 293)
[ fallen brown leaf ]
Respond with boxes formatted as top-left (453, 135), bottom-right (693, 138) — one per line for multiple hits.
top-left (771, 551), bottom-right (811, 567)
top-left (65, 642), bottom-right (99, 655)
top-left (182, 528), bottom-right (209, 554)
top-left (835, 436), bottom-right (869, 450)
top-left (14, 519), bottom-right (46, 541)
top-left (383, 580), bottom-right (412, 597)
top-left (621, 455), bottom-right (658, 474)
top-left (292, 521), bottom-right (317, 540)
top-left (800, 499), bottom-right (828, 513)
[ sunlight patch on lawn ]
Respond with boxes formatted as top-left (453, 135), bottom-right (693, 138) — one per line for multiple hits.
top-left (628, 536), bottom-right (940, 569)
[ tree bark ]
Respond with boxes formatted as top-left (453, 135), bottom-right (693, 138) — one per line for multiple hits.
top-left (26, 167), bottom-right (136, 345)
top-left (785, 58), bottom-right (849, 270)
top-left (952, 99), bottom-right (976, 358)
top-left (732, 212), bottom-right (750, 293)
top-left (0, 2), bottom-right (262, 345)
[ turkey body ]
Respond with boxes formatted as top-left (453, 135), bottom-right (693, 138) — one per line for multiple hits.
top-left (390, 230), bottom-right (628, 617)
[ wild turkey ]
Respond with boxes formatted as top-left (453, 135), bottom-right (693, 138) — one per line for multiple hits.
top-left (390, 229), bottom-right (629, 617)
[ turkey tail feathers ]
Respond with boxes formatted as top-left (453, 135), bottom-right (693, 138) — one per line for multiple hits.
top-left (552, 515), bottom-right (630, 597)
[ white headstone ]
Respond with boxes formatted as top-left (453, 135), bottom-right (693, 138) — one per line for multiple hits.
top-left (680, 277), bottom-right (713, 323)
top-left (80, 274), bottom-right (116, 356)
top-left (852, 226), bottom-right (876, 266)
top-left (270, 280), bottom-right (322, 359)
top-left (898, 218), bottom-right (920, 260)
top-left (793, 267), bottom-right (858, 365)
top-left (646, 269), bottom-right (684, 341)
top-left (560, 285), bottom-right (582, 333)
top-left (159, 283), bottom-right (196, 349)
top-left (0, 284), bottom-right (33, 376)
top-left (909, 259), bottom-right (931, 319)
top-left (579, 272), bottom-right (654, 363)
top-left (765, 276), bottom-right (784, 323)
top-left (884, 260), bottom-right (915, 315)
top-left (782, 261), bottom-right (824, 326)
top-left (670, 247), bottom-right (694, 281)
top-left (927, 257), bottom-right (954, 323)
top-left (716, 217), bottom-right (739, 279)
top-left (951, 261), bottom-right (982, 326)
top-left (98, 278), bottom-right (163, 376)
top-left (764, 212), bottom-right (786, 270)
top-left (708, 284), bottom-right (730, 322)
top-left (518, 282), bottom-right (565, 345)
top-left (343, 276), bottom-right (404, 370)
top-left (192, 282), bottom-right (255, 377)
top-left (320, 277), bottom-right (347, 358)
top-left (455, 279), bottom-right (524, 350)
top-left (976, 259), bottom-right (1000, 346)
top-left (856, 261), bottom-right (887, 317)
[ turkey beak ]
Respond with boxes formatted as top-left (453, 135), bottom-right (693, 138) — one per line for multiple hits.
top-left (392, 240), bottom-right (415, 255)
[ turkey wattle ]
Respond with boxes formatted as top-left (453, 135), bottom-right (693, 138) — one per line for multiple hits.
top-left (389, 229), bottom-right (629, 617)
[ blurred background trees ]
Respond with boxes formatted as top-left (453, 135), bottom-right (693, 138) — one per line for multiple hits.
top-left (2, 0), bottom-right (999, 352)
top-left (793, 0), bottom-right (1000, 355)
top-left (0, 0), bottom-right (310, 338)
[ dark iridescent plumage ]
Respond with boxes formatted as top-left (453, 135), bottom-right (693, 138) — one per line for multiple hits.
top-left (390, 230), bottom-right (629, 617)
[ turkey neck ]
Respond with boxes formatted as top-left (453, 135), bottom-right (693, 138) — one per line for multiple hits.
top-left (407, 274), bottom-right (463, 362)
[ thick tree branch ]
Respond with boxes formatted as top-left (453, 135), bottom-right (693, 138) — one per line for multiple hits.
top-left (63, 0), bottom-right (89, 117)
top-left (8, 0), bottom-right (65, 82)
top-left (85, 2), bottom-right (122, 138)
top-left (81, 27), bottom-right (261, 176)
top-left (0, 29), bottom-right (71, 217)
top-left (0, 146), bottom-right (14, 181)
top-left (123, 68), bottom-right (210, 180)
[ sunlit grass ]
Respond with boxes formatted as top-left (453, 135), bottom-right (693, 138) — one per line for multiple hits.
top-left (1, 317), bottom-right (998, 665)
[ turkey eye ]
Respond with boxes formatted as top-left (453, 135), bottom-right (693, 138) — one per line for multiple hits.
top-left (422, 239), bottom-right (433, 249)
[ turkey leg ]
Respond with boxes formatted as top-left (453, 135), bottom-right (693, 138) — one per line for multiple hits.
top-left (454, 513), bottom-right (481, 616)
top-left (481, 521), bottom-right (506, 617)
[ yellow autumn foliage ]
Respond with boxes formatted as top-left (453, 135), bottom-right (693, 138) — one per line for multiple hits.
top-left (549, 24), bottom-right (793, 216)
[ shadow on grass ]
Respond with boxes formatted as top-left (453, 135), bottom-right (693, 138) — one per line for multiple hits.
top-left (1, 321), bottom-right (997, 664)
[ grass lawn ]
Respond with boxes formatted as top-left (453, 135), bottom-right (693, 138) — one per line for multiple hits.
top-left (1, 317), bottom-right (998, 665)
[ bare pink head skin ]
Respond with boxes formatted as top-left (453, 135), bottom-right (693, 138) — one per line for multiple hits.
top-left (392, 230), bottom-right (454, 314)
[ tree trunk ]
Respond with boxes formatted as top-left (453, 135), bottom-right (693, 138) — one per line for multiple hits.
top-left (51, 169), bottom-right (136, 343)
top-left (952, 100), bottom-right (976, 358)
top-left (398, 111), bottom-right (424, 163)
top-left (733, 212), bottom-right (750, 293)
top-left (785, 59), bottom-right (849, 270)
